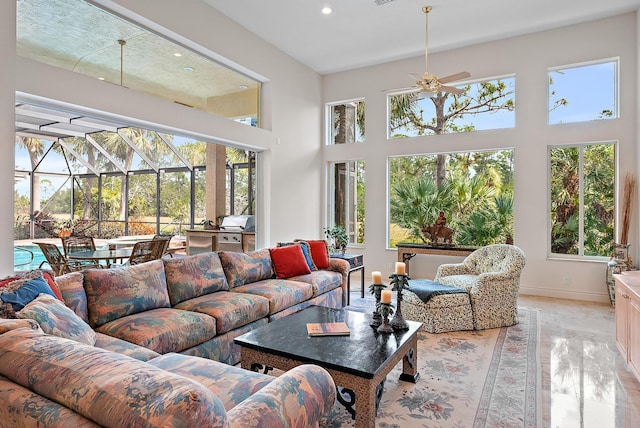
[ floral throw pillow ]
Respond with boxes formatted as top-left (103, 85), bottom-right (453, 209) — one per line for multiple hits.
top-left (17, 293), bottom-right (97, 346)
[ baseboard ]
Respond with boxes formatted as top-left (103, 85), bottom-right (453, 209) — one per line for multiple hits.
top-left (520, 285), bottom-right (611, 304)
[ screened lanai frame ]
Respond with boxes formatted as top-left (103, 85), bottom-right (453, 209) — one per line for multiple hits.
top-left (15, 114), bottom-right (257, 242)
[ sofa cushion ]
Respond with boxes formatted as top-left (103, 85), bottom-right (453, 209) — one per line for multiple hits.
top-left (288, 270), bottom-right (343, 297)
top-left (269, 245), bottom-right (311, 279)
top-left (83, 260), bottom-right (170, 328)
top-left (231, 279), bottom-right (314, 315)
top-left (0, 328), bottom-right (228, 428)
top-left (54, 272), bottom-right (89, 323)
top-left (94, 333), bottom-right (161, 362)
top-left (17, 294), bottom-right (97, 346)
top-left (95, 308), bottom-right (217, 354)
top-left (163, 252), bottom-right (229, 306)
top-left (149, 353), bottom-right (273, 411)
top-left (0, 273), bottom-right (57, 317)
top-left (173, 291), bottom-right (269, 334)
top-left (0, 374), bottom-right (101, 428)
top-left (219, 249), bottom-right (274, 289)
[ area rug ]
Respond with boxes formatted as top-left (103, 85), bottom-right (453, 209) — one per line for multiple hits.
top-left (320, 306), bottom-right (541, 428)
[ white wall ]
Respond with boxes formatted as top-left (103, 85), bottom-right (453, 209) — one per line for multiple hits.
top-left (322, 13), bottom-right (638, 303)
top-left (0, 1), bottom-right (16, 275)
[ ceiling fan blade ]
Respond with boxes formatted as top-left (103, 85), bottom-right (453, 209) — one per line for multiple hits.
top-left (382, 86), bottom-right (419, 93)
top-left (438, 71), bottom-right (471, 84)
top-left (440, 85), bottom-right (464, 95)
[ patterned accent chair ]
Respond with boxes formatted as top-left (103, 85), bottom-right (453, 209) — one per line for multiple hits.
top-left (434, 244), bottom-right (526, 330)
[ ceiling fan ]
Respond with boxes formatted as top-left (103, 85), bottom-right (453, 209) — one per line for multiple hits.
top-left (409, 6), bottom-right (470, 96)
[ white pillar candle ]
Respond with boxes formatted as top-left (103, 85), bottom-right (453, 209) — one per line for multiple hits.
top-left (395, 262), bottom-right (406, 275)
top-left (372, 271), bottom-right (382, 284)
top-left (381, 290), bottom-right (392, 304)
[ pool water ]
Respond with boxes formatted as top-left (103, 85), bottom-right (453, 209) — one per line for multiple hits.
top-left (14, 245), bottom-right (48, 271)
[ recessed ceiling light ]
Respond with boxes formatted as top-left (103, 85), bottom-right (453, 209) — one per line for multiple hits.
top-left (98, 77), bottom-right (105, 81)
top-left (239, 85), bottom-right (248, 90)
top-left (322, 7), bottom-right (332, 15)
top-left (174, 53), bottom-right (182, 57)
top-left (183, 66), bottom-right (194, 72)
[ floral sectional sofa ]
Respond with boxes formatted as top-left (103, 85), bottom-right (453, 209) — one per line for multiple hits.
top-left (0, 318), bottom-right (336, 427)
top-left (0, 243), bottom-right (349, 427)
top-left (59, 246), bottom-right (349, 365)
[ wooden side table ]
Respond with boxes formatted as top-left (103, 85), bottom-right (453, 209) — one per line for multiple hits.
top-left (330, 253), bottom-right (364, 306)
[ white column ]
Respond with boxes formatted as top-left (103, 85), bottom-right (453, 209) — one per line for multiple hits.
top-left (0, 0), bottom-right (16, 275)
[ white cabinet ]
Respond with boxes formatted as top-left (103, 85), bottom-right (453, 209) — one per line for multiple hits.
top-left (614, 272), bottom-right (640, 382)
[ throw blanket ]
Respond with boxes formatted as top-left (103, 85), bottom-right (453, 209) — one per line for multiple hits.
top-left (407, 279), bottom-right (467, 304)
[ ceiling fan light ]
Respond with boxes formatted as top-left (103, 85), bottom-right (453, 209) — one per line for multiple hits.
top-left (418, 91), bottom-right (435, 100)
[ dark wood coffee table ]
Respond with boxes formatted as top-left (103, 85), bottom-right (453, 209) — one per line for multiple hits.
top-left (234, 306), bottom-right (421, 428)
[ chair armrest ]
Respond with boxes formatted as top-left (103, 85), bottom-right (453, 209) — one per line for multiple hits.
top-left (227, 364), bottom-right (336, 428)
top-left (435, 262), bottom-right (472, 279)
top-left (469, 272), bottom-right (520, 297)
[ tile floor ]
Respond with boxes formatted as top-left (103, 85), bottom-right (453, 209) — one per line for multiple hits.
top-left (518, 295), bottom-right (640, 428)
top-left (347, 290), bottom-right (640, 427)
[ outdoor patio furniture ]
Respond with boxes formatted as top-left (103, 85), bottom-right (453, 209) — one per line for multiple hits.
top-left (34, 242), bottom-right (84, 276)
top-left (61, 236), bottom-right (101, 269)
top-left (126, 239), bottom-right (167, 265)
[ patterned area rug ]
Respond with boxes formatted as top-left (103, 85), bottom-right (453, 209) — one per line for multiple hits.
top-left (321, 305), bottom-right (541, 428)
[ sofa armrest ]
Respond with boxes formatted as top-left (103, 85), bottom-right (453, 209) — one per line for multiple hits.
top-left (226, 364), bottom-right (336, 428)
top-left (328, 257), bottom-right (350, 295)
top-left (435, 262), bottom-right (472, 279)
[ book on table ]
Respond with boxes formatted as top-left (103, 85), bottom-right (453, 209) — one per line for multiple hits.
top-left (306, 322), bottom-right (350, 336)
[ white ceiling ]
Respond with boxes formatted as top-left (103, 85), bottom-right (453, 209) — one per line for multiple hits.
top-left (204, 0), bottom-right (640, 75)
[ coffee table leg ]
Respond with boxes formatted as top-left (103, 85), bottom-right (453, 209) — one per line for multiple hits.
top-left (399, 339), bottom-right (420, 383)
top-left (336, 387), bottom-right (356, 419)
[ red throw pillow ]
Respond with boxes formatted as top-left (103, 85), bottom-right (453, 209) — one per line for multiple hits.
top-left (304, 240), bottom-right (330, 270)
top-left (269, 245), bottom-right (311, 279)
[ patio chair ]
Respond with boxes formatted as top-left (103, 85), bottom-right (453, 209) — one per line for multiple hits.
top-left (35, 242), bottom-right (83, 276)
top-left (61, 236), bottom-right (101, 269)
top-left (152, 234), bottom-right (173, 257)
top-left (126, 239), bottom-right (167, 265)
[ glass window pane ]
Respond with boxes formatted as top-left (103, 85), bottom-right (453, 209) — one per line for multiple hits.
top-left (388, 77), bottom-right (515, 139)
top-left (330, 161), bottom-right (365, 245)
top-left (328, 100), bottom-right (365, 144)
top-left (548, 60), bottom-right (618, 124)
top-left (549, 143), bottom-right (615, 257)
top-left (389, 150), bottom-right (514, 248)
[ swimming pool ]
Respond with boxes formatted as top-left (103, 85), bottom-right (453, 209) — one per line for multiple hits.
top-left (14, 245), bottom-right (48, 271)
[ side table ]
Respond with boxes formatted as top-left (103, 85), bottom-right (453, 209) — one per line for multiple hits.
top-left (330, 253), bottom-right (364, 306)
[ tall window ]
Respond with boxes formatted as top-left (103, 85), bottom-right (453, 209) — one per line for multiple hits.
top-left (389, 150), bottom-right (514, 248)
top-left (329, 161), bottom-right (365, 245)
top-left (327, 100), bottom-right (365, 144)
top-left (388, 76), bottom-right (515, 139)
top-left (548, 59), bottom-right (618, 124)
top-left (549, 143), bottom-right (615, 258)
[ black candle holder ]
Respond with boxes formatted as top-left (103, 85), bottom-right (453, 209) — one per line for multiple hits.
top-left (389, 273), bottom-right (410, 330)
top-left (368, 282), bottom-right (386, 327)
top-left (376, 302), bottom-right (394, 334)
